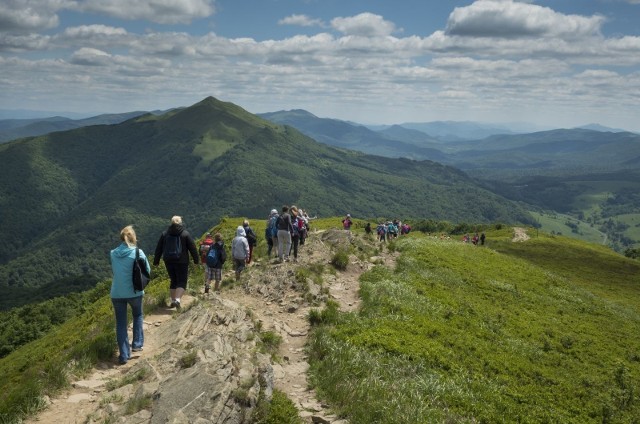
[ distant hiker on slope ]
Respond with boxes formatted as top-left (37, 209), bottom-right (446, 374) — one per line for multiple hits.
top-left (153, 216), bottom-right (199, 309)
top-left (297, 208), bottom-right (308, 246)
top-left (266, 209), bottom-right (279, 258)
top-left (277, 205), bottom-right (293, 262)
top-left (110, 225), bottom-right (149, 365)
top-left (289, 206), bottom-right (302, 262)
top-left (342, 213), bottom-right (353, 231)
top-left (232, 226), bottom-right (250, 283)
top-left (242, 220), bottom-right (257, 264)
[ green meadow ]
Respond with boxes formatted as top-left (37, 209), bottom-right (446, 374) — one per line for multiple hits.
top-left (531, 211), bottom-right (605, 245)
top-left (2, 220), bottom-right (639, 424)
top-left (308, 229), bottom-right (640, 423)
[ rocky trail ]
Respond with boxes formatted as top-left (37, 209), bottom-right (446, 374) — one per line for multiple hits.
top-left (26, 229), bottom-right (397, 424)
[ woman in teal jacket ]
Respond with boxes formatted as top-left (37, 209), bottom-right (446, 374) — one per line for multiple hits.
top-left (110, 225), bottom-right (150, 365)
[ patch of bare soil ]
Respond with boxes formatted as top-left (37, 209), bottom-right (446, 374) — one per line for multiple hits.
top-left (512, 227), bottom-right (530, 242)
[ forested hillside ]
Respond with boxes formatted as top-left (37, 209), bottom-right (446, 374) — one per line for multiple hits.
top-left (259, 111), bottom-right (640, 251)
top-left (0, 97), bottom-right (533, 310)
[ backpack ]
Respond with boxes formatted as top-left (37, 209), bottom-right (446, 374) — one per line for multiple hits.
top-left (206, 244), bottom-right (219, 267)
top-left (291, 217), bottom-right (300, 236)
top-left (199, 242), bottom-right (212, 258)
top-left (245, 227), bottom-right (257, 246)
top-left (268, 215), bottom-right (279, 238)
top-left (132, 248), bottom-right (150, 292)
top-left (163, 233), bottom-right (182, 260)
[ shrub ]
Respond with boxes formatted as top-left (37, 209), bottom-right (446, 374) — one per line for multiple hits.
top-left (308, 300), bottom-right (341, 326)
top-left (178, 350), bottom-right (197, 369)
top-left (330, 250), bottom-right (349, 271)
top-left (252, 389), bottom-right (302, 424)
top-left (259, 331), bottom-right (282, 356)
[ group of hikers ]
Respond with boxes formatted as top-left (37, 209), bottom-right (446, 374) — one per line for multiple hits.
top-left (362, 219), bottom-right (412, 242)
top-left (462, 232), bottom-right (486, 245)
top-left (108, 209), bottom-right (313, 365)
top-left (108, 211), bottom-right (487, 364)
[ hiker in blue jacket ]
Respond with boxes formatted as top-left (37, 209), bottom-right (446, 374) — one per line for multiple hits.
top-left (153, 216), bottom-right (199, 309)
top-left (110, 225), bottom-right (150, 365)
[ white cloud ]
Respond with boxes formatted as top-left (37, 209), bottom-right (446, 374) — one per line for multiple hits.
top-left (278, 14), bottom-right (324, 28)
top-left (0, 33), bottom-right (50, 52)
top-left (446, 0), bottom-right (605, 39)
top-left (76, 0), bottom-right (216, 25)
top-left (70, 47), bottom-right (111, 66)
top-left (331, 13), bottom-right (398, 37)
top-left (2, 7), bottom-right (640, 130)
top-left (63, 24), bottom-right (128, 37)
top-left (0, 0), bottom-right (68, 33)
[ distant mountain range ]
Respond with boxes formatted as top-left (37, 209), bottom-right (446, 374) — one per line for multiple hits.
top-left (0, 97), bottom-right (533, 310)
top-left (259, 110), bottom-right (640, 175)
top-left (0, 110), bottom-right (174, 143)
top-left (259, 109), bottom-right (640, 253)
top-left (3, 106), bottom-right (634, 146)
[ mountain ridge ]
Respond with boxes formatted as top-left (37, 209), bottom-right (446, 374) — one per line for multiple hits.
top-left (0, 96), bottom-right (533, 310)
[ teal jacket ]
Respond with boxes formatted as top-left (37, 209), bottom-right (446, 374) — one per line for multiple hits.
top-left (110, 243), bottom-right (150, 299)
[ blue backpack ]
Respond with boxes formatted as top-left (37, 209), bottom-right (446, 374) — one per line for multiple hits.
top-left (268, 215), bottom-right (279, 238)
top-left (163, 233), bottom-right (182, 260)
top-left (206, 245), bottom-right (219, 267)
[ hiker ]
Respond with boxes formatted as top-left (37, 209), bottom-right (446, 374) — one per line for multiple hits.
top-left (472, 233), bottom-right (479, 245)
top-left (204, 233), bottom-right (226, 293)
top-left (298, 208), bottom-right (308, 246)
top-left (480, 232), bottom-right (486, 245)
top-left (289, 206), bottom-right (301, 262)
top-left (342, 214), bottom-right (353, 231)
top-left (364, 222), bottom-right (372, 235)
top-left (153, 216), bottom-right (199, 309)
top-left (266, 209), bottom-right (279, 258)
top-left (231, 226), bottom-right (250, 281)
top-left (377, 222), bottom-right (386, 242)
top-left (198, 233), bottom-right (214, 281)
top-left (277, 205), bottom-right (293, 262)
top-left (243, 219), bottom-right (257, 263)
top-left (110, 225), bottom-right (149, 365)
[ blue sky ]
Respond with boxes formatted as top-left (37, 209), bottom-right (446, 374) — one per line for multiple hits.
top-left (1, 0), bottom-right (640, 131)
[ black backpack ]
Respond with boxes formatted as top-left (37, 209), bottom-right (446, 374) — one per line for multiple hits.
top-left (132, 248), bottom-right (150, 292)
top-left (163, 233), bottom-right (182, 260)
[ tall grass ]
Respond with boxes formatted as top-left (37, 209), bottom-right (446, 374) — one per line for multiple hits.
top-left (308, 232), bottom-right (640, 423)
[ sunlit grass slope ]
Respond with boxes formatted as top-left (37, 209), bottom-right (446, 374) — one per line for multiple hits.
top-left (309, 231), bottom-right (640, 423)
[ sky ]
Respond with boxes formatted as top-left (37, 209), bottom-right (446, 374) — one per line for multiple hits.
top-left (1, 0), bottom-right (640, 131)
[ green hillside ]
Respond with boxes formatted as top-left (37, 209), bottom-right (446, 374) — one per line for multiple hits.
top-left (1, 219), bottom-right (638, 423)
top-left (309, 228), bottom-right (640, 423)
top-left (0, 97), bottom-right (533, 311)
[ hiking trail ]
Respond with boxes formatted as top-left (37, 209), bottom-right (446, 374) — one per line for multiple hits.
top-left (26, 228), bottom-right (398, 424)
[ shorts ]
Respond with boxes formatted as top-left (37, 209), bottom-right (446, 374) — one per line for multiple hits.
top-left (165, 262), bottom-right (189, 290)
top-left (205, 267), bottom-right (222, 282)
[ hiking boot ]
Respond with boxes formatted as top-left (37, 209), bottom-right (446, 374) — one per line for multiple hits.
top-left (169, 301), bottom-right (177, 308)
top-left (175, 300), bottom-right (181, 310)
top-left (132, 346), bottom-right (143, 352)
top-left (204, 285), bottom-right (210, 294)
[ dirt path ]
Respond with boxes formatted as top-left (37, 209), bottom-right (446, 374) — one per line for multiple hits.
top-left (25, 296), bottom-right (197, 424)
top-left (26, 229), bottom-right (396, 424)
top-left (512, 227), bottom-right (531, 242)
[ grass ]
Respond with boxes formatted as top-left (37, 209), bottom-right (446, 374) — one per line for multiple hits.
top-left (252, 388), bottom-right (303, 424)
top-left (0, 270), bottom-right (171, 423)
top-left (178, 350), bottom-right (198, 369)
top-left (105, 368), bottom-right (148, 391)
top-left (308, 231), bottom-right (640, 423)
